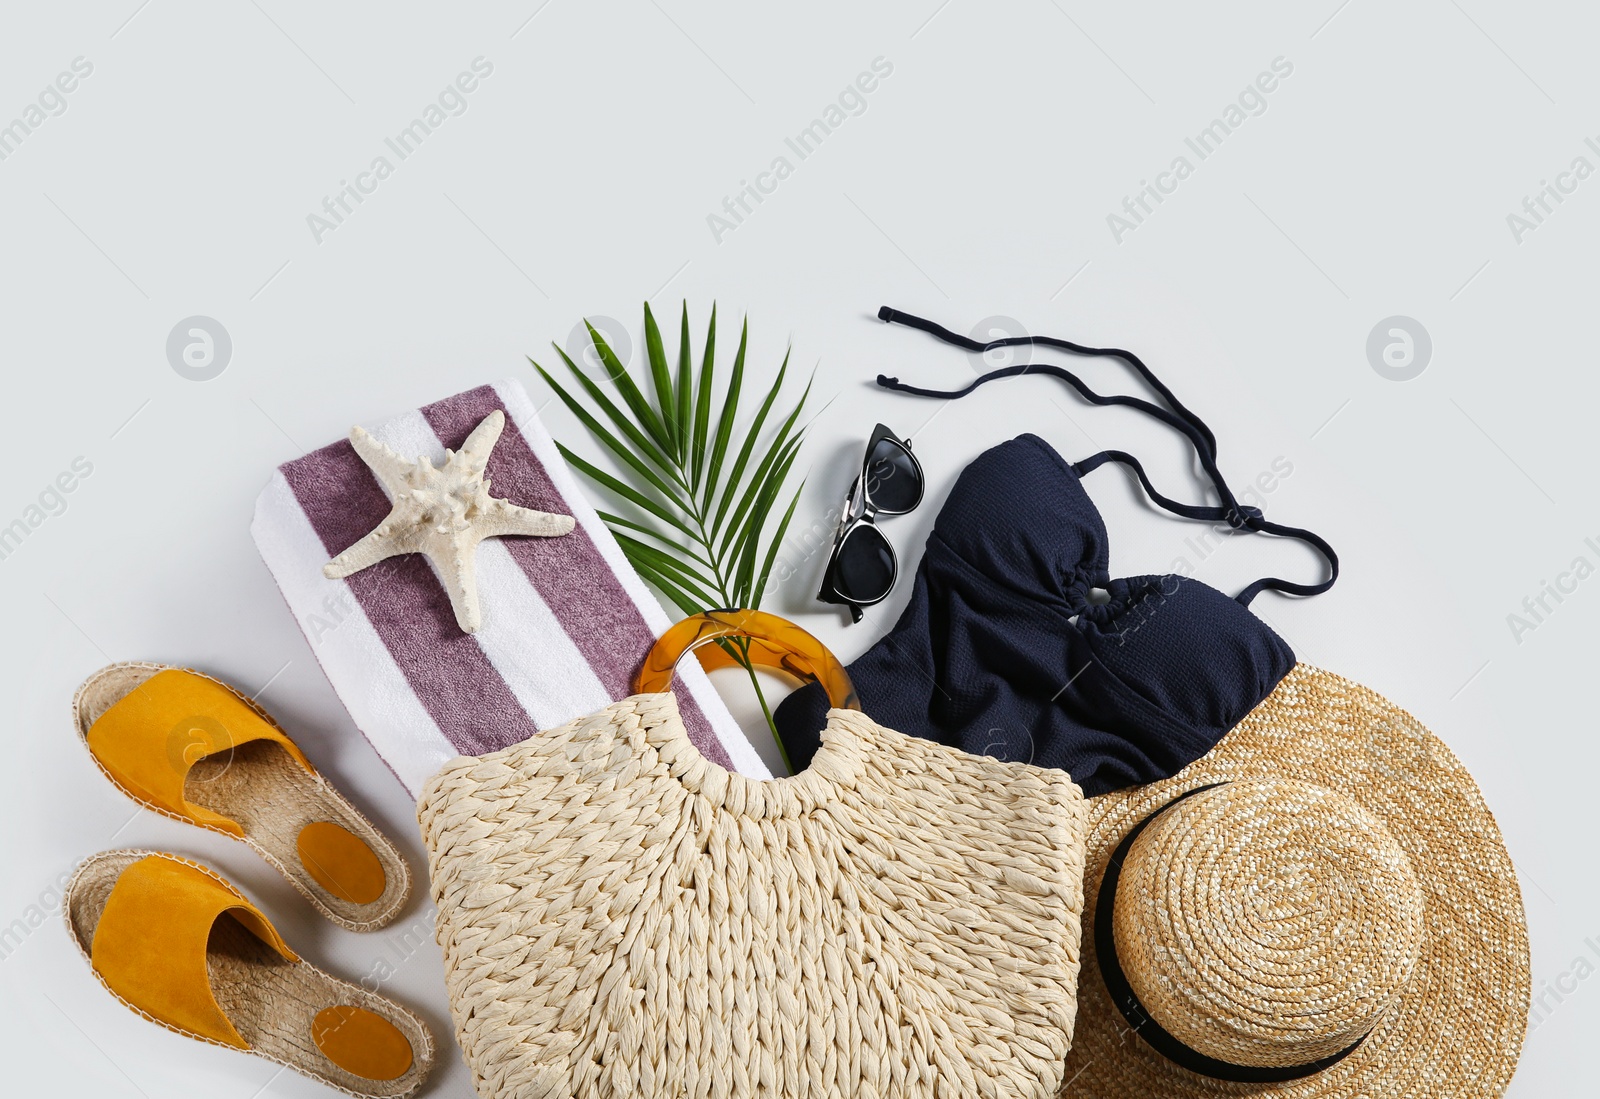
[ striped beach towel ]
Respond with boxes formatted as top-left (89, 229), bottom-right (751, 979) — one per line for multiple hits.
top-left (250, 378), bottom-right (769, 797)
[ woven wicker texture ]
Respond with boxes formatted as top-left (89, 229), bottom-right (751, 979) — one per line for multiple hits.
top-left (418, 692), bottom-right (1088, 1099)
top-left (1112, 780), bottom-right (1425, 1068)
top-left (1060, 664), bottom-right (1530, 1099)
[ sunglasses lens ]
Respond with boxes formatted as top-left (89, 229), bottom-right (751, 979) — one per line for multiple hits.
top-left (863, 437), bottom-right (921, 514)
top-left (833, 524), bottom-right (896, 604)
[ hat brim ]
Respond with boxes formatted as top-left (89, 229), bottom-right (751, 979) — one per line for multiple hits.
top-left (1060, 664), bottom-right (1529, 1099)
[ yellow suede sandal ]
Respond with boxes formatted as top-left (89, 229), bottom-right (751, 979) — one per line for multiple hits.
top-left (74, 663), bottom-right (409, 931)
top-left (64, 850), bottom-right (432, 1099)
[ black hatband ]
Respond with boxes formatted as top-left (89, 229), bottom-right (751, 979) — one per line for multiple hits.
top-left (1094, 782), bottom-right (1369, 1084)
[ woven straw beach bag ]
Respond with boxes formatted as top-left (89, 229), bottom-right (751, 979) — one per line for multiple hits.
top-left (417, 612), bottom-right (1088, 1099)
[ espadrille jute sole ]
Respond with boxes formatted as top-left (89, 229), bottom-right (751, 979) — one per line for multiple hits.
top-left (64, 850), bottom-right (433, 1099)
top-left (74, 662), bottom-right (410, 932)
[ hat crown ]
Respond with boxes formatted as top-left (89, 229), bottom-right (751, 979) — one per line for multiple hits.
top-left (1112, 779), bottom-right (1425, 1069)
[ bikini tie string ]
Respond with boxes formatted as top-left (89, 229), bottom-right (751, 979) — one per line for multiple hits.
top-left (873, 307), bottom-right (1338, 605)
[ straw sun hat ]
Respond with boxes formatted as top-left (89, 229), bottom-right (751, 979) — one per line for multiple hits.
top-left (1059, 663), bottom-right (1529, 1098)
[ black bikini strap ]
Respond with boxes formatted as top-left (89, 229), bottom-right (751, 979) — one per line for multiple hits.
top-left (875, 307), bottom-right (1220, 459)
top-left (872, 306), bottom-right (1338, 604)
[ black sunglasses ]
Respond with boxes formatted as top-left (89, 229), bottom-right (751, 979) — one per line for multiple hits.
top-left (818, 424), bottom-right (924, 622)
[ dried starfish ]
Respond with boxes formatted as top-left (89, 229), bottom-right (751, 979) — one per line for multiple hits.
top-left (324, 410), bottom-right (574, 633)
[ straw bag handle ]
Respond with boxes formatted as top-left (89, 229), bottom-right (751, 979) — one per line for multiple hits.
top-left (635, 609), bottom-right (860, 710)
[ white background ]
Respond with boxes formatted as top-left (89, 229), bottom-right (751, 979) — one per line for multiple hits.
top-left (0, 1), bottom-right (1593, 1095)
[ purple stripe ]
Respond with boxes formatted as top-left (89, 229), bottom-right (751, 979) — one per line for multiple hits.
top-left (280, 439), bottom-right (540, 757)
top-left (420, 386), bottom-right (735, 770)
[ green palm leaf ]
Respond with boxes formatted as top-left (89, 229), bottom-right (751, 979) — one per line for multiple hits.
top-left (755, 486), bottom-right (805, 609)
top-left (690, 304), bottom-right (717, 492)
top-left (586, 320), bottom-right (673, 453)
top-left (553, 444), bottom-right (697, 541)
top-left (534, 361), bottom-right (691, 510)
top-left (540, 348), bottom-right (680, 484)
top-left (641, 303), bottom-right (678, 455)
top-left (711, 347), bottom-right (790, 538)
top-left (534, 303), bottom-right (812, 767)
top-left (717, 379), bottom-right (810, 559)
top-left (595, 510), bottom-right (714, 568)
top-left (703, 317), bottom-right (747, 511)
top-left (675, 304), bottom-right (693, 462)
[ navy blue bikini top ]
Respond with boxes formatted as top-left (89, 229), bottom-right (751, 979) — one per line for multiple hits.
top-left (772, 308), bottom-right (1339, 796)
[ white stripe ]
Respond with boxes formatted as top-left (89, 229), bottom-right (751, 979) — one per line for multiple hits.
top-left (250, 471), bottom-right (455, 796)
top-left (364, 410), bottom-right (614, 731)
top-left (495, 379), bottom-right (772, 778)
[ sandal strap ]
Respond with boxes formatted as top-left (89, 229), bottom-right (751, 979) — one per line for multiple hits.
top-left (86, 669), bottom-right (315, 835)
top-left (90, 854), bottom-right (298, 1048)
